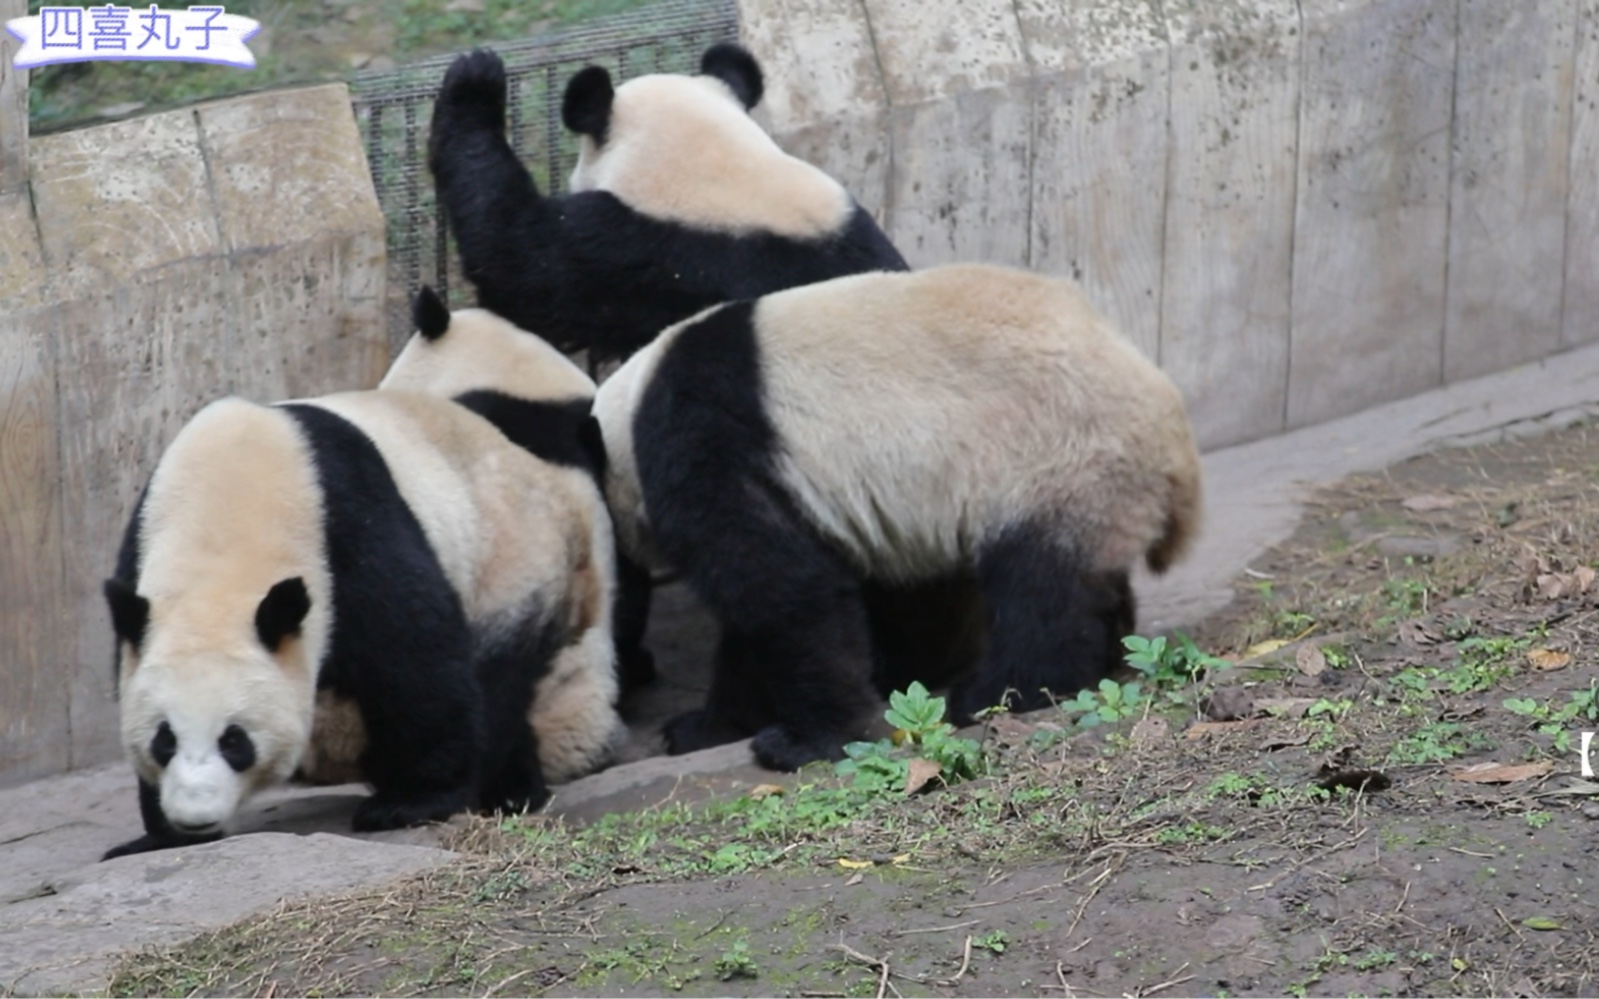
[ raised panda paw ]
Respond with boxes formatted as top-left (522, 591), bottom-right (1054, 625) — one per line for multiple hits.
top-left (434, 48), bottom-right (508, 135)
top-left (750, 725), bottom-right (848, 773)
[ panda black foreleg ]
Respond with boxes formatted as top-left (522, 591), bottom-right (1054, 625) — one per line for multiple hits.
top-left (103, 777), bottom-right (223, 860)
top-left (349, 637), bottom-right (485, 833)
top-left (951, 527), bottom-right (1131, 725)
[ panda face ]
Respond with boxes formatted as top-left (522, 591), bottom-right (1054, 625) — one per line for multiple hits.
top-left (111, 573), bottom-right (319, 834)
top-left (120, 646), bottom-right (312, 833)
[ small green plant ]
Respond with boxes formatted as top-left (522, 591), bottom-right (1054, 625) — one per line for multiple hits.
top-left (1505, 680), bottom-right (1599, 752)
top-left (1523, 810), bottom-right (1553, 829)
top-left (1382, 578), bottom-right (1430, 616)
top-left (1386, 721), bottom-right (1485, 765)
top-left (973, 930), bottom-right (1010, 954)
top-left (1123, 633), bottom-right (1232, 689)
top-left (713, 940), bottom-right (759, 981)
top-left (837, 682), bottom-right (984, 791)
top-left (1062, 678), bottom-right (1145, 727)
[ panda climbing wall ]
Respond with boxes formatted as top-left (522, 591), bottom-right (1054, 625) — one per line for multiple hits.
top-left (382, 286), bottom-right (656, 694)
top-left (589, 264), bottom-right (1204, 772)
top-left (427, 41), bottom-right (908, 362)
top-left (102, 389), bottom-right (622, 858)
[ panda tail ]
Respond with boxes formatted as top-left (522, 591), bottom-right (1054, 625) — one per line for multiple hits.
top-left (1144, 462), bottom-right (1202, 575)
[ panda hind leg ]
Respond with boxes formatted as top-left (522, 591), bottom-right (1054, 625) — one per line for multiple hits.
top-left (950, 526), bottom-right (1133, 725)
top-left (863, 573), bottom-right (986, 698)
top-left (660, 512), bottom-right (879, 771)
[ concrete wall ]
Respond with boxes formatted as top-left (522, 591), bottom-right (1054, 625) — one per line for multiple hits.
top-left (0, 85), bottom-right (389, 786)
top-left (739, 0), bottom-right (1594, 451)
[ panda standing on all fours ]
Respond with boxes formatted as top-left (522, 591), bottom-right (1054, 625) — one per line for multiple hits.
top-left (426, 40), bottom-right (908, 364)
top-left (586, 263), bottom-right (1204, 772)
top-left (100, 385), bottom-right (624, 859)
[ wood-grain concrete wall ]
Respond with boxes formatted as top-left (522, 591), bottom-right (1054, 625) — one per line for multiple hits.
top-left (739, 0), bottom-right (1593, 450)
top-left (0, 85), bottom-right (388, 786)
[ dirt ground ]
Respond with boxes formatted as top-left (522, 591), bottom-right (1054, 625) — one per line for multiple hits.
top-left (103, 418), bottom-right (1599, 998)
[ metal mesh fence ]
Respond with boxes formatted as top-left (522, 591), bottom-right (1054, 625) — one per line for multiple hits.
top-left (346, 0), bottom-right (740, 356)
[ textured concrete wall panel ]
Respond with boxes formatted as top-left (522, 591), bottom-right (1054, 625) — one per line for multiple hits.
top-left (1563, 0), bottom-right (1599, 348)
top-left (1287, 0), bottom-right (1456, 429)
top-left (1445, 0), bottom-right (1576, 381)
top-left (1159, 0), bottom-right (1299, 449)
top-left (1025, 4), bottom-right (1169, 360)
top-left (0, 309), bottom-right (69, 784)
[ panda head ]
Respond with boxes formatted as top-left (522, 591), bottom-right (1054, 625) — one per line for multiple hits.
top-left (381, 286), bottom-right (596, 403)
top-left (105, 575), bottom-right (316, 835)
top-left (561, 42), bottom-right (849, 239)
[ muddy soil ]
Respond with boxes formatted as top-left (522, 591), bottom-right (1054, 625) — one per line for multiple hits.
top-left (106, 419), bottom-right (1599, 998)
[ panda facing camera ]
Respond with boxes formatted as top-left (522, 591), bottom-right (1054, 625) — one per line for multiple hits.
top-left (427, 41), bottom-right (908, 363)
top-left (587, 263), bottom-right (1204, 772)
top-left (103, 388), bottom-right (623, 858)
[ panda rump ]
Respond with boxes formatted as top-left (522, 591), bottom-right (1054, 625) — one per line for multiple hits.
top-left (590, 263), bottom-right (1202, 770)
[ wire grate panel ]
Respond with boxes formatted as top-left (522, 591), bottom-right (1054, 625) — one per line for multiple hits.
top-left (347, 0), bottom-right (739, 356)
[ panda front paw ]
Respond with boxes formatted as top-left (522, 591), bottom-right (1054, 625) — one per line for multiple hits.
top-left (101, 829), bottom-right (222, 861)
top-left (750, 726), bottom-right (848, 772)
top-left (662, 709), bottom-right (746, 755)
top-left (434, 49), bottom-right (507, 133)
top-left (352, 789), bottom-right (471, 832)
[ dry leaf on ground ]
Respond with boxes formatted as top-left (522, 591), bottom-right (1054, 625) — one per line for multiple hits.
top-left (904, 758), bottom-right (943, 795)
top-left (1296, 644), bottom-right (1327, 677)
top-left (1256, 697), bottom-right (1318, 718)
top-left (1451, 761), bottom-right (1554, 784)
top-left (1185, 719), bottom-right (1257, 741)
top-left (1402, 493), bottom-right (1458, 512)
top-left (749, 783), bottom-right (785, 800)
top-left (1527, 648), bottom-right (1571, 671)
top-left (1131, 717), bottom-right (1171, 745)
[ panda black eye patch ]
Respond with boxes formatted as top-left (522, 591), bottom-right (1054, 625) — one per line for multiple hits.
top-left (218, 724), bottom-right (257, 773)
top-left (151, 721), bottom-right (177, 768)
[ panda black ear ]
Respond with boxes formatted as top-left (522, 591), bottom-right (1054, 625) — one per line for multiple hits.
top-left (256, 577), bottom-right (312, 653)
top-left (413, 285), bottom-right (451, 342)
top-left (562, 65), bottom-right (615, 141)
top-left (104, 578), bottom-right (150, 651)
top-left (699, 42), bottom-right (763, 110)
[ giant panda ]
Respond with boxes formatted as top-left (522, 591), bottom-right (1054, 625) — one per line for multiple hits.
top-left (587, 263), bottom-right (1204, 772)
top-left (102, 389), bottom-right (622, 858)
top-left (381, 286), bottom-right (654, 694)
top-left (427, 41), bottom-right (909, 363)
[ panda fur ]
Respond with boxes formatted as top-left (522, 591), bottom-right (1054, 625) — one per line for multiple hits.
top-left (427, 41), bottom-right (908, 362)
top-left (589, 263), bottom-right (1203, 772)
top-left (382, 286), bottom-right (655, 694)
top-left (102, 389), bottom-right (621, 858)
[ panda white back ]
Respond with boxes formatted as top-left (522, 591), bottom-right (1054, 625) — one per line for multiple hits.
top-left (755, 266), bottom-right (1196, 578)
top-left (568, 72), bottom-right (851, 240)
